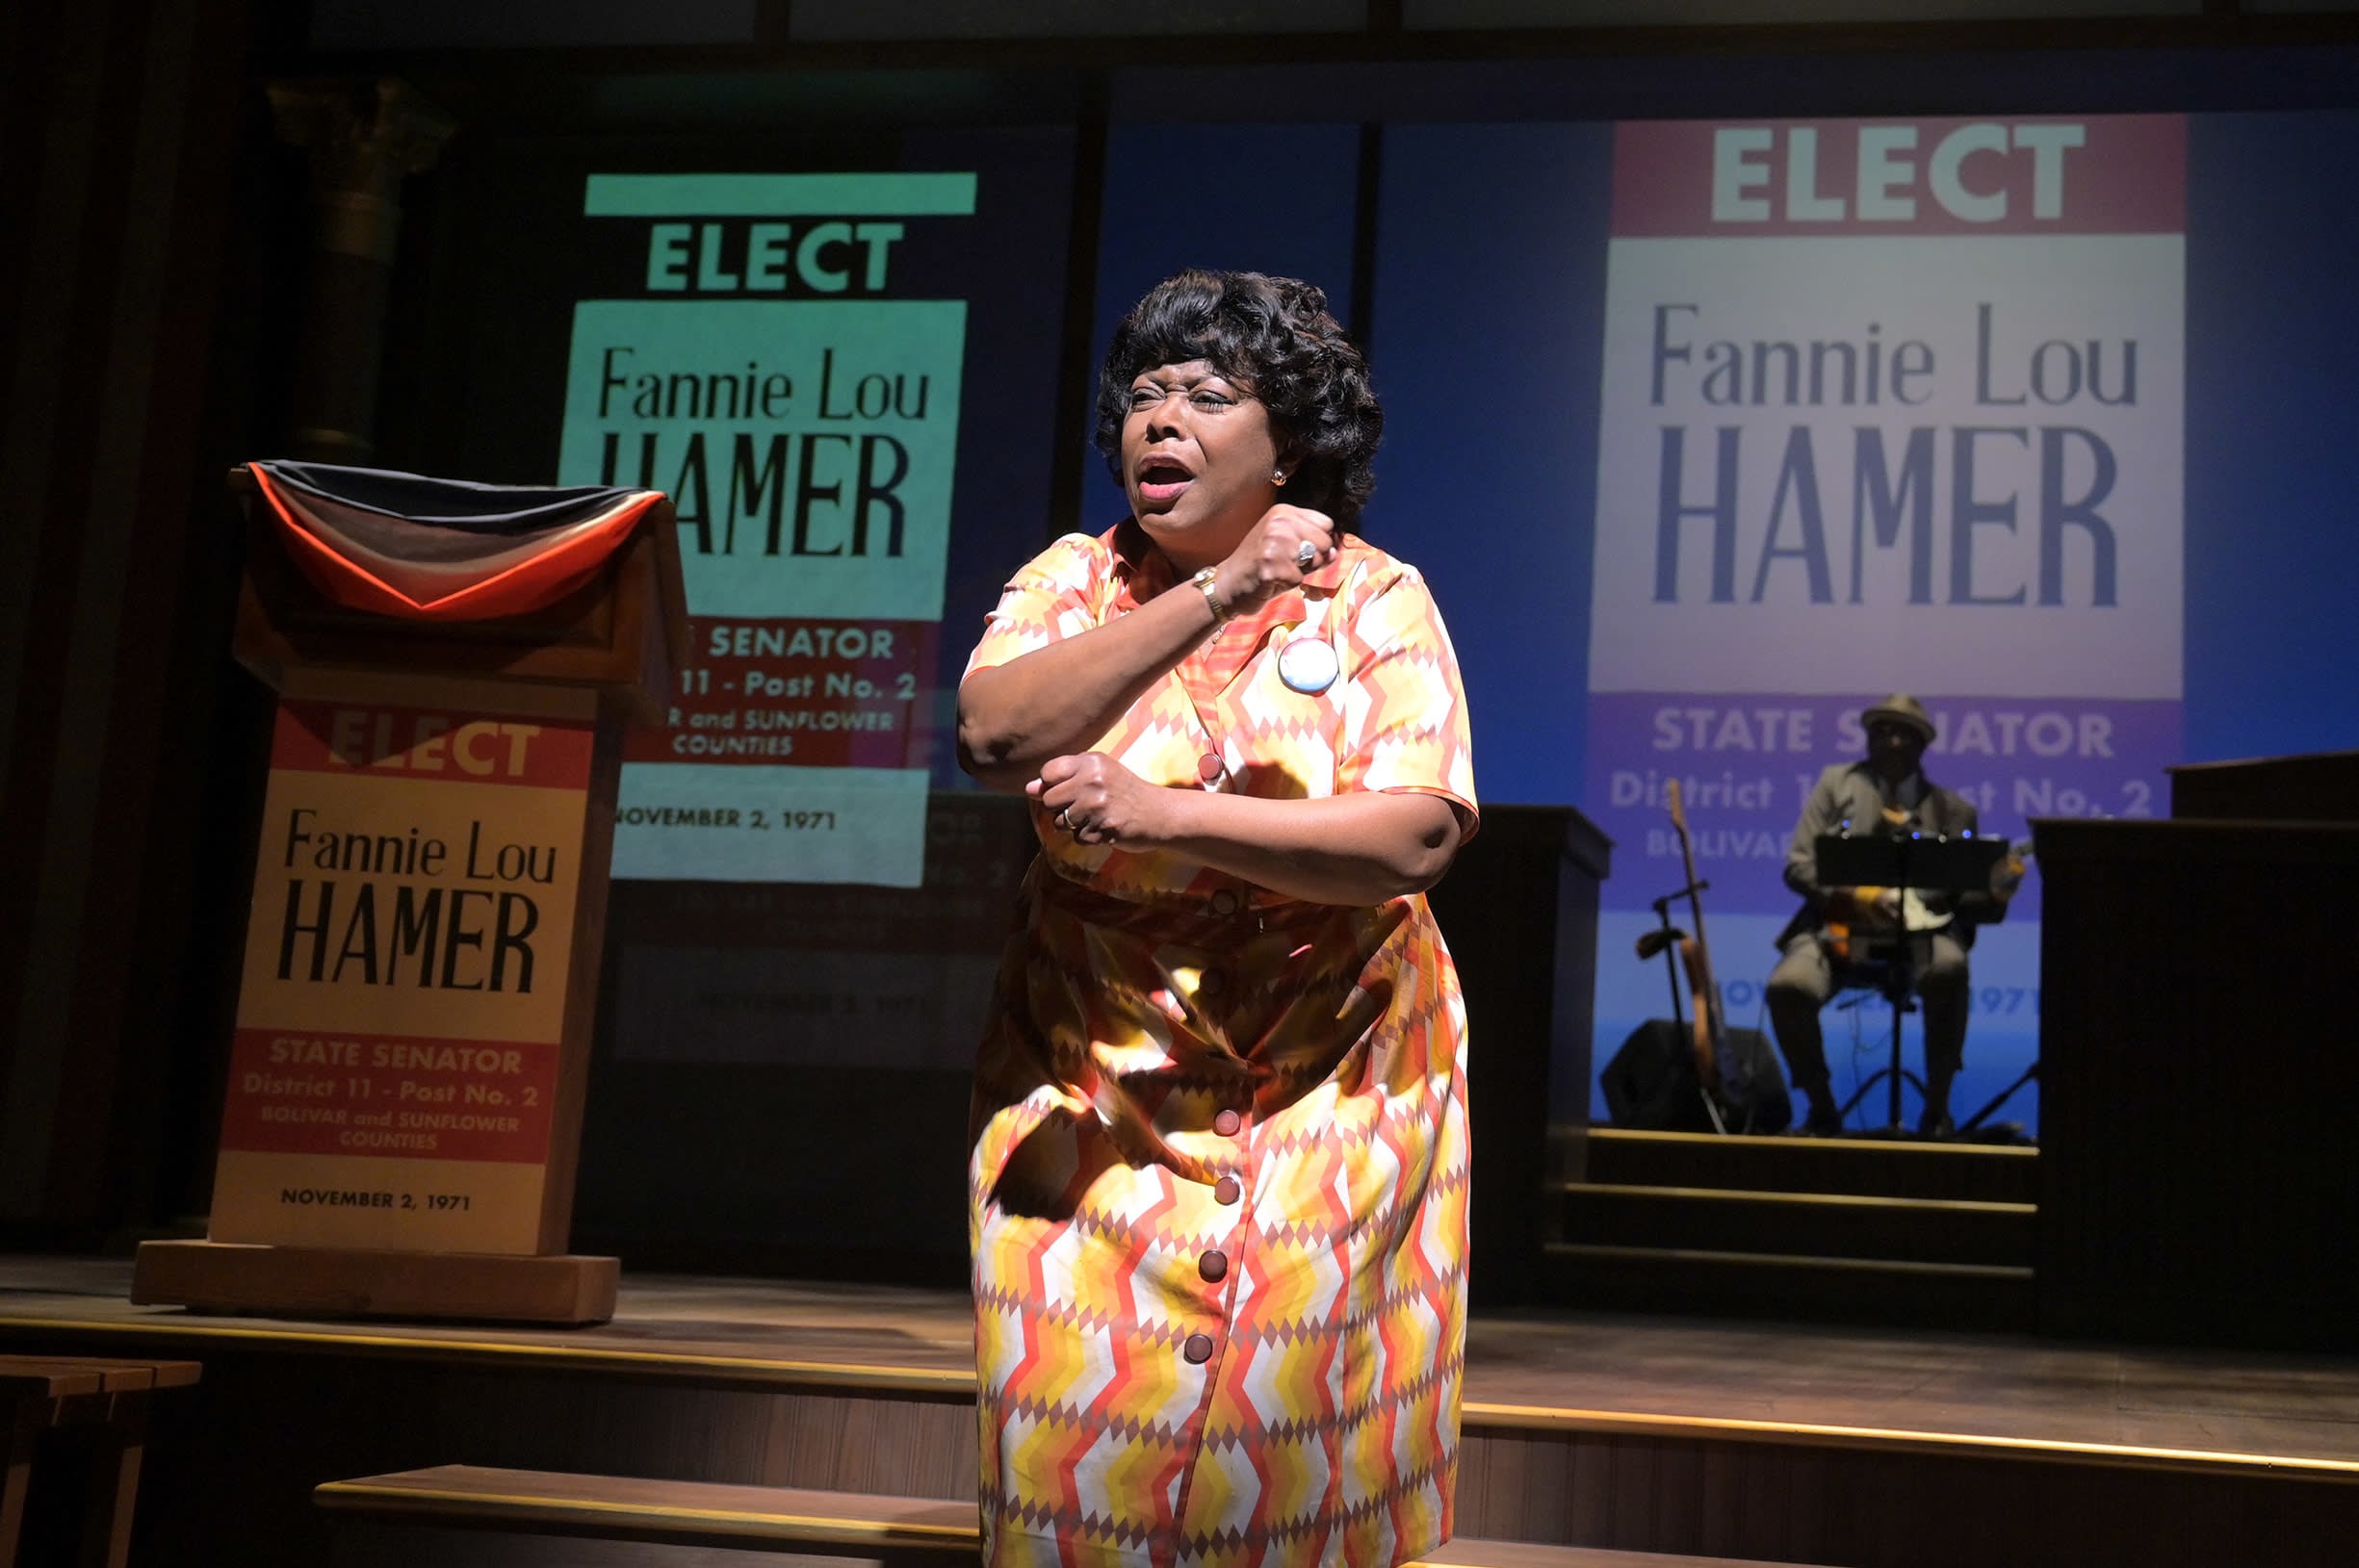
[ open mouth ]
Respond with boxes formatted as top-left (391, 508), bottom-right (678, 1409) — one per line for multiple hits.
top-left (1135, 456), bottom-right (1194, 504)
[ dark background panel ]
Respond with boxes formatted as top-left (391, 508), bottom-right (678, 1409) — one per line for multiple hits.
top-left (1079, 122), bottom-right (1365, 532)
top-left (382, 129), bottom-right (908, 484)
top-left (2182, 109), bottom-right (2359, 766)
top-left (898, 125), bottom-right (1082, 773)
top-left (378, 126), bottom-right (1081, 784)
top-left (1367, 121), bottom-right (1614, 809)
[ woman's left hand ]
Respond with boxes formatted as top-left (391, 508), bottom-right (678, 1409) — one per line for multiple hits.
top-left (1028, 754), bottom-right (1171, 847)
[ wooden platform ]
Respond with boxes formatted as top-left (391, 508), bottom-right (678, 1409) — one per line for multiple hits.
top-left (3, 1257), bottom-right (2356, 1566)
top-left (130, 1240), bottom-right (620, 1324)
top-left (314, 1464), bottom-right (1822, 1567)
top-left (1551, 1128), bottom-right (2040, 1330)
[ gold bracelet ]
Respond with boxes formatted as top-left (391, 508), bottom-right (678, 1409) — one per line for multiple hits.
top-left (1191, 566), bottom-right (1230, 624)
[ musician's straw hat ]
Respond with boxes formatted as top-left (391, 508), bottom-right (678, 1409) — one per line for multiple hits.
top-left (1862, 693), bottom-right (1936, 743)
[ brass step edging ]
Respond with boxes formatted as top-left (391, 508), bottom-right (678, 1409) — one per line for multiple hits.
top-left (314, 1477), bottom-right (976, 1550)
top-left (1582, 1127), bottom-right (2037, 1158)
top-left (313, 1472), bottom-right (1700, 1566)
top-left (0, 1315), bottom-right (970, 1395)
top-left (1461, 1401), bottom-right (2359, 1482)
top-left (1545, 1242), bottom-right (2034, 1279)
top-left (1560, 1182), bottom-right (2035, 1216)
top-left (21, 1315), bottom-right (2352, 1492)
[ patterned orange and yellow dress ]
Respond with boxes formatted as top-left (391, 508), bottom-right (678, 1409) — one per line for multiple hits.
top-left (964, 521), bottom-right (1479, 1568)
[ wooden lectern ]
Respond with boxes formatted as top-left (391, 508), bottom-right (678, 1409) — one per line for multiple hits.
top-left (131, 468), bottom-right (686, 1324)
top-left (2035, 749), bottom-right (2359, 1349)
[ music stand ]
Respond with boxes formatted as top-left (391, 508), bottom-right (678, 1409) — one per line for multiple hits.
top-left (1813, 831), bottom-right (2007, 1136)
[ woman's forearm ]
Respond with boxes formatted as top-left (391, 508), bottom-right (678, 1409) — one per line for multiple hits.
top-left (956, 583), bottom-right (1222, 791)
top-left (1154, 789), bottom-right (1463, 906)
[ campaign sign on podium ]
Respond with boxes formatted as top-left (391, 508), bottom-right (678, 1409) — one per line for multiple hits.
top-left (210, 701), bottom-right (590, 1254)
top-left (133, 463), bottom-right (685, 1324)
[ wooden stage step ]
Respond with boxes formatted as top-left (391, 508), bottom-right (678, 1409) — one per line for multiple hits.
top-left (1554, 1128), bottom-right (2039, 1329)
top-left (1575, 1127), bottom-right (2039, 1203)
top-left (1542, 1240), bottom-right (2035, 1330)
top-left (317, 1466), bottom-right (975, 1555)
top-left (316, 1463), bottom-right (1819, 1567)
top-left (1559, 1182), bottom-right (2035, 1266)
top-left (10, 1260), bottom-right (2359, 1567)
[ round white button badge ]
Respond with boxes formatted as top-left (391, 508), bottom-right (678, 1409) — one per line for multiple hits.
top-left (1277, 637), bottom-right (1338, 695)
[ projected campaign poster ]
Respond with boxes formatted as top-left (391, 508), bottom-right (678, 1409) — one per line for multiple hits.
top-left (557, 172), bottom-right (974, 887)
top-left (1584, 116), bottom-right (2187, 1119)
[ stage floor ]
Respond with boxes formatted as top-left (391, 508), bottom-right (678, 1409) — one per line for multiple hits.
top-left (5, 1254), bottom-right (2357, 1474)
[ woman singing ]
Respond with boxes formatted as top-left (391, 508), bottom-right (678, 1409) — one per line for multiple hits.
top-left (958, 270), bottom-right (1478, 1568)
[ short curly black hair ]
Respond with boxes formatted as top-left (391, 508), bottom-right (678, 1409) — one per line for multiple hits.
top-left (1094, 270), bottom-right (1383, 530)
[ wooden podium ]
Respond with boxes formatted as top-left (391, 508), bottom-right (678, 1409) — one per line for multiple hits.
top-left (132, 469), bottom-right (686, 1324)
top-left (2035, 749), bottom-right (2359, 1348)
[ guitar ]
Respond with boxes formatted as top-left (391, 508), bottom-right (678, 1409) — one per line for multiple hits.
top-left (1827, 830), bottom-right (2034, 963)
top-left (1826, 890), bottom-right (1950, 964)
top-left (1663, 780), bottom-right (1735, 1100)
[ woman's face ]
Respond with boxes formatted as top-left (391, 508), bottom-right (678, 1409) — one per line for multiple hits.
top-left (1119, 359), bottom-right (1285, 570)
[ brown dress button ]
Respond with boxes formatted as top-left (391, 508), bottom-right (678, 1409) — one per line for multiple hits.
top-left (1213, 1109), bottom-right (1242, 1137)
top-left (1214, 1175), bottom-right (1242, 1205)
top-left (1182, 1333), bottom-right (1214, 1364)
top-left (1208, 887), bottom-right (1240, 916)
top-left (1197, 752), bottom-right (1224, 782)
top-left (1200, 1249), bottom-right (1230, 1283)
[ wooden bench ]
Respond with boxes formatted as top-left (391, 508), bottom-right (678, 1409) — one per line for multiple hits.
top-left (316, 1464), bottom-right (1817, 1566)
top-left (1, 1355), bottom-right (202, 1568)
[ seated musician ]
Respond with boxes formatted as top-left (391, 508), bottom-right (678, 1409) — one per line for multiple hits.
top-left (1767, 694), bottom-right (2007, 1138)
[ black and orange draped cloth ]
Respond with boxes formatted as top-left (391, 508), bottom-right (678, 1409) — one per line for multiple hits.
top-left (247, 460), bottom-right (664, 622)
